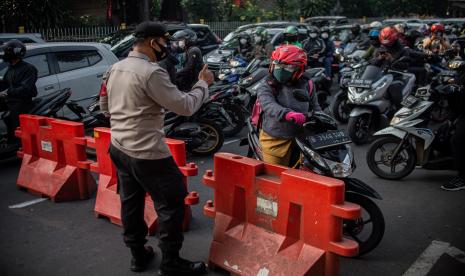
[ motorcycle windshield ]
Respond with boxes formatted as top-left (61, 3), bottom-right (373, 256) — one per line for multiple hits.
top-left (360, 65), bottom-right (383, 82)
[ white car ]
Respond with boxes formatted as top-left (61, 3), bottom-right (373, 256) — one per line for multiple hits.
top-left (0, 42), bottom-right (118, 115)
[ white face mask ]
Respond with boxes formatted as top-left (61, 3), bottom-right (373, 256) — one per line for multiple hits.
top-left (254, 36), bottom-right (262, 43)
top-left (310, 33), bottom-right (318, 39)
top-left (240, 38), bottom-right (247, 45)
top-left (321, 33), bottom-right (329, 39)
top-left (178, 40), bottom-right (186, 49)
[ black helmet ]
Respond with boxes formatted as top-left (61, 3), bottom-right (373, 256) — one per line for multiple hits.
top-left (237, 32), bottom-right (252, 46)
top-left (172, 29), bottom-right (198, 47)
top-left (307, 26), bottom-right (319, 39)
top-left (351, 24), bottom-right (361, 34)
top-left (1, 39), bottom-right (26, 63)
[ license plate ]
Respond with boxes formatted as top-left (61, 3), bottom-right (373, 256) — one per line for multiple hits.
top-left (349, 79), bottom-right (372, 88)
top-left (401, 95), bottom-right (418, 108)
top-left (308, 130), bottom-right (351, 150)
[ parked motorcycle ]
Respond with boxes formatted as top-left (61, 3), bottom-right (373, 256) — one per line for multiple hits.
top-left (366, 72), bottom-right (459, 180)
top-left (347, 60), bottom-right (416, 144)
top-left (241, 89), bottom-right (385, 256)
top-left (0, 88), bottom-right (72, 160)
top-left (164, 101), bottom-right (224, 156)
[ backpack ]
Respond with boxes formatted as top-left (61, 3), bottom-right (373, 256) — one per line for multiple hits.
top-left (250, 79), bottom-right (314, 128)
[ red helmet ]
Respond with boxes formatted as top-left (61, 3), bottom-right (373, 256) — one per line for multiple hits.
top-left (269, 45), bottom-right (307, 80)
top-left (379, 26), bottom-right (398, 47)
top-left (431, 23), bottom-right (445, 33)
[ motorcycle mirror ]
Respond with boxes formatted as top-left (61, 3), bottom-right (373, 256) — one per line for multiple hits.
top-left (293, 89), bottom-right (310, 102)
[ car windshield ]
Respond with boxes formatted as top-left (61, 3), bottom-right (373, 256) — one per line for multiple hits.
top-left (110, 33), bottom-right (135, 57)
top-left (100, 30), bottom-right (133, 46)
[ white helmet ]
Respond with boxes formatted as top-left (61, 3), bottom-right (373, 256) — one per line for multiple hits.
top-left (369, 21), bottom-right (382, 29)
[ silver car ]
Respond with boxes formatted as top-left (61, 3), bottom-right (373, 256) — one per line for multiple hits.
top-left (0, 42), bottom-right (118, 115)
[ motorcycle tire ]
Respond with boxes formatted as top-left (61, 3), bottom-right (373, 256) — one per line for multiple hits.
top-left (366, 136), bottom-right (416, 180)
top-left (223, 104), bottom-right (246, 137)
top-left (190, 119), bottom-right (224, 156)
top-left (331, 94), bottom-right (350, 124)
top-left (348, 114), bottom-right (372, 145)
top-left (344, 192), bottom-right (385, 257)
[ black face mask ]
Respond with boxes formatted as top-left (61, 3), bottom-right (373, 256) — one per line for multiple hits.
top-left (2, 50), bottom-right (16, 63)
top-left (152, 40), bottom-right (168, 61)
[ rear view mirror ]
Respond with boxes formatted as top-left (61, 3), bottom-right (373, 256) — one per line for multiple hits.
top-left (293, 89), bottom-right (309, 102)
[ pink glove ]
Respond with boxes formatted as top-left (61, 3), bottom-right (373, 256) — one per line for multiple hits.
top-left (285, 112), bottom-right (306, 125)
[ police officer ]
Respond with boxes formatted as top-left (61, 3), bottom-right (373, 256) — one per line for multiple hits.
top-left (0, 40), bottom-right (37, 148)
top-left (104, 21), bottom-right (213, 275)
top-left (172, 29), bottom-right (204, 91)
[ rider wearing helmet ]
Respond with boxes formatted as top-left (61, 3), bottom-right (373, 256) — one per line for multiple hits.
top-left (283, 25), bottom-right (303, 48)
top-left (257, 45), bottom-right (321, 166)
top-left (235, 32), bottom-right (254, 61)
top-left (302, 26), bottom-right (326, 67)
top-left (251, 26), bottom-right (273, 59)
top-left (0, 39), bottom-right (38, 148)
top-left (349, 24), bottom-right (365, 42)
top-left (172, 29), bottom-right (204, 91)
top-left (363, 28), bottom-right (381, 60)
top-left (372, 27), bottom-right (429, 107)
top-left (423, 23), bottom-right (451, 55)
top-left (394, 23), bottom-right (409, 47)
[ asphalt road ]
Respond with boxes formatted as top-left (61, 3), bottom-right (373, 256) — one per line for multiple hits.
top-left (1, 126), bottom-right (464, 276)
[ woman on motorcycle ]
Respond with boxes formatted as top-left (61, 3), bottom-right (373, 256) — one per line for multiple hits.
top-left (423, 23), bottom-right (451, 55)
top-left (257, 45), bottom-right (321, 166)
top-left (362, 29), bottom-right (381, 60)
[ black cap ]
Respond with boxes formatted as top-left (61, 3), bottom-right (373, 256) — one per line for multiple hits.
top-left (134, 21), bottom-right (171, 39)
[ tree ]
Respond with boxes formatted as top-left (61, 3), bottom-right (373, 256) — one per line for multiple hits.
top-left (0, 0), bottom-right (72, 32)
top-left (159, 0), bottom-right (185, 22)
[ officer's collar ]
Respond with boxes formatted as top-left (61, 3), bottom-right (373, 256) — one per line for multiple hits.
top-left (128, 51), bottom-right (151, 61)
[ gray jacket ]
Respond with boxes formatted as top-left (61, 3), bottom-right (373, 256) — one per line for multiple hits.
top-left (257, 78), bottom-right (321, 139)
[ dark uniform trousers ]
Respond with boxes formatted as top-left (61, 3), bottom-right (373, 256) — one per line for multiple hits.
top-left (109, 144), bottom-right (187, 259)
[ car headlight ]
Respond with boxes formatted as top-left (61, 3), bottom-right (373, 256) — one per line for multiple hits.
top-left (230, 60), bottom-right (240, 67)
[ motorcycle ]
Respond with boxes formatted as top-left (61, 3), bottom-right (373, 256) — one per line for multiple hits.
top-left (215, 56), bottom-right (248, 84)
top-left (366, 70), bottom-right (459, 180)
top-left (164, 100), bottom-right (224, 156)
top-left (241, 89), bottom-right (385, 256)
top-left (347, 59), bottom-right (416, 144)
top-left (0, 88), bottom-right (72, 160)
top-left (331, 59), bottom-right (368, 123)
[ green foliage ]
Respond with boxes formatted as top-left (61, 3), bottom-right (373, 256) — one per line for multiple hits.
top-left (0, 0), bottom-right (72, 31)
top-left (151, 0), bottom-right (162, 20)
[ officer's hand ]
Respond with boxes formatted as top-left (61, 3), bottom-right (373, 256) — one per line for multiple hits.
top-left (199, 64), bottom-right (214, 86)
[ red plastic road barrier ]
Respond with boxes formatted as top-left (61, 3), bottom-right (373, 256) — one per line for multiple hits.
top-left (15, 115), bottom-right (96, 202)
top-left (89, 128), bottom-right (199, 235)
top-left (203, 153), bottom-right (361, 276)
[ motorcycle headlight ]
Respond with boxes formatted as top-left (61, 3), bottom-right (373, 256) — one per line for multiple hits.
top-left (297, 140), bottom-right (328, 169)
top-left (391, 107), bottom-right (413, 124)
top-left (325, 157), bottom-right (353, 178)
top-left (230, 60), bottom-right (240, 67)
top-left (390, 116), bottom-right (402, 125)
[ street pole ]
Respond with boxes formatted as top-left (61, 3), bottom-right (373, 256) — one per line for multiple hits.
top-left (140, 0), bottom-right (150, 21)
